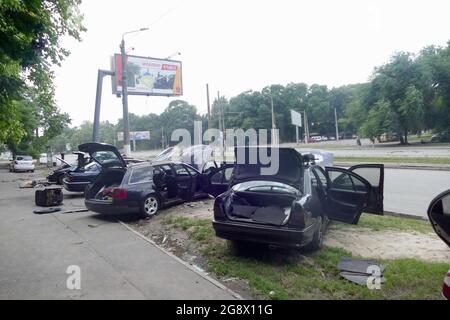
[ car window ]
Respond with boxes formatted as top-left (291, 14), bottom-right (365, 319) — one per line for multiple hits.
top-left (351, 167), bottom-right (380, 187)
top-left (210, 170), bottom-right (223, 184)
top-left (313, 167), bottom-right (328, 189)
top-left (223, 167), bottom-right (234, 182)
top-left (129, 166), bottom-right (153, 184)
top-left (185, 165), bottom-right (198, 176)
top-left (329, 171), bottom-right (354, 191)
top-left (85, 162), bottom-right (100, 172)
top-left (17, 156), bottom-right (32, 161)
top-left (173, 163), bottom-right (189, 176)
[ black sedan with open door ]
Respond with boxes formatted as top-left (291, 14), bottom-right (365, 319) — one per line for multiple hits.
top-left (211, 147), bottom-right (384, 250)
top-left (83, 143), bottom-right (217, 217)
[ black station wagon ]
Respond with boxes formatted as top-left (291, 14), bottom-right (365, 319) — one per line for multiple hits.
top-left (211, 147), bottom-right (384, 250)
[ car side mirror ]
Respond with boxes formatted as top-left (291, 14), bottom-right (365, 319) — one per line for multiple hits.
top-left (427, 190), bottom-right (450, 247)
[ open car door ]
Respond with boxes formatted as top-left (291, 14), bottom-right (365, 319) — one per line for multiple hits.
top-left (325, 167), bottom-right (373, 224)
top-left (348, 164), bottom-right (384, 215)
top-left (202, 164), bottom-right (234, 197)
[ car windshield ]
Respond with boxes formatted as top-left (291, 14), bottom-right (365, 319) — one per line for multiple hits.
top-left (17, 156), bottom-right (32, 161)
top-left (232, 180), bottom-right (299, 195)
top-left (91, 151), bottom-right (123, 167)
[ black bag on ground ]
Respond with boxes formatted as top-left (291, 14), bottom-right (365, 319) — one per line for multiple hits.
top-left (35, 186), bottom-right (63, 207)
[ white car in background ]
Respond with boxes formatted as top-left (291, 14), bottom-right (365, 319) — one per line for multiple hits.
top-left (10, 155), bottom-right (35, 172)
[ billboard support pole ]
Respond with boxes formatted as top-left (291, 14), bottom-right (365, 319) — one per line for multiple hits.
top-left (93, 69), bottom-right (115, 142)
top-left (296, 125), bottom-right (299, 146)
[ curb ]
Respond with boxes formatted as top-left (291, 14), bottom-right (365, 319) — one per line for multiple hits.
top-left (384, 211), bottom-right (429, 221)
top-left (334, 162), bottom-right (450, 171)
top-left (117, 220), bottom-right (243, 300)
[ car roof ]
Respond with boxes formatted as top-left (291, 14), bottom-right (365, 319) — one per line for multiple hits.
top-left (151, 160), bottom-right (200, 172)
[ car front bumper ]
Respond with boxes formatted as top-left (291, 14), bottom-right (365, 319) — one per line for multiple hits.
top-left (85, 199), bottom-right (139, 215)
top-left (212, 219), bottom-right (317, 248)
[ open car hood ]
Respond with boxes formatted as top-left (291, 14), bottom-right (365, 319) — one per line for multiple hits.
top-left (230, 147), bottom-right (303, 189)
top-left (78, 143), bottom-right (126, 169)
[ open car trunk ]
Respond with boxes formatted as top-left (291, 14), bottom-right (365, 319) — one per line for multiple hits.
top-left (85, 169), bottom-right (125, 200)
top-left (226, 190), bottom-right (296, 226)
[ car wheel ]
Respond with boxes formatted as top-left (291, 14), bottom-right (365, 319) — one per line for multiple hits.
top-left (140, 194), bottom-right (160, 218)
top-left (304, 216), bottom-right (325, 251)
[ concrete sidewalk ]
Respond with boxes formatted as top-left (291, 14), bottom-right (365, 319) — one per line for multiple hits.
top-left (0, 170), bottom-right (237, 299)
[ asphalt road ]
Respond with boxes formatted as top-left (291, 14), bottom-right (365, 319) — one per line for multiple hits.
top-left (0, 167), bottom-right (237, 299)
top-left (384, 168), bottom-right (450, 219)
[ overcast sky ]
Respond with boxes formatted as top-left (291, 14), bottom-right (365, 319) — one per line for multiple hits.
top-left (53, 0), bottom-right (450, 127)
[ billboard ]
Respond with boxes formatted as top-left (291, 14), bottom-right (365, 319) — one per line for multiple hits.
top-left (112, 54), bottom-right (182, 96)
top-left (290, 109), bottom-right (302, 127)
top-left (117, 131), bottom-right (150, 141)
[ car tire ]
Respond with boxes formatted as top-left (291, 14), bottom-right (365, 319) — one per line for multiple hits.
top-left (304, 216), bottom-right (325, 251)
top-left (140, 194), bottom-right (160, 218)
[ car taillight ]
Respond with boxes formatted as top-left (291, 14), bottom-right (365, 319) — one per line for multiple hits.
top-left (213, 197), bottom-right (226, 220)
top-left (443, 270), bottom-right (450, 300)
top-left (104, 188), bottom-right (128, 200)
top-left (288, 202), bottom-right (306, 228)
top-left (14, 161), bottom-right (18, 164)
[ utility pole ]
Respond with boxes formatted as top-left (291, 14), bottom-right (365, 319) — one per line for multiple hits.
top-left (120, 38), bottom-right (131, 156)
top-left (161, 127), bottom-right (165, 149)
top-left (119, 27), bottom-right (148, 155)
top-left (334, 107), bottom-right (339, 141)
top-left (206, 84), bottom-right (211, 130)
top-left (304, 110), bottom-right (309, 144)
top-left (217, 91), bottom-right (225, 158)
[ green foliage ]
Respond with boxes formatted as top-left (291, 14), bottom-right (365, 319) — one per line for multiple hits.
top-left (0, 0), bottom-right (85, 155)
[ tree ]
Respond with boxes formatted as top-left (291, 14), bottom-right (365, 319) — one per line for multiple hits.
top-left (367, 52), bottom-right (429, 143)
top-left (0, 0), bottom-right (85, 153)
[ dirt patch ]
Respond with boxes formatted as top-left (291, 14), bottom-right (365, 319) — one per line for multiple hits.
top-left (325, 226), bottom-right (450, 262)
top-left (130, 198), bottom-right (450, 263)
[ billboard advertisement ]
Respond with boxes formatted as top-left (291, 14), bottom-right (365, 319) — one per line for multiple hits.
top-left (290, 109), bottom-right (302, 127)
top-left (117, 131), bottom-right (151, 141)
top-left (112, 54), bottom-right (182, 96)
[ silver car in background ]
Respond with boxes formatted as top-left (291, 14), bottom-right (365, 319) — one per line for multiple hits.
top-left (10, 155), bottom-right (35, 172)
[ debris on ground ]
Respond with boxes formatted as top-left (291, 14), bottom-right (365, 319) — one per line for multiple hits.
top-left (61, 208), bottom-right (89, 214)
top-left (33, 207), bottom-right (62, 214)
top-left (337, 257), bottom-right (385, 286)
top-left (88, 224), bottom-right (99, 228)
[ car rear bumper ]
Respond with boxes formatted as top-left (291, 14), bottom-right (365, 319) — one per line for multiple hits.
top-left (85, 199), bottom-right (138, 215)
top-left (212, 220), bottom-right (317, 247)
top-left (62, 179), bottom-right (89, 192)
top-left (13, 164), bottom-right (35, 171)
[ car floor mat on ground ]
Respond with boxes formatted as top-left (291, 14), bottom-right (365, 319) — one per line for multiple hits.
top-left (337, 256), bottom-right (385, 274)
top-left (339, 271), bottom-right (386, 286)
top-left (33, 207), bottom-right (62, 214)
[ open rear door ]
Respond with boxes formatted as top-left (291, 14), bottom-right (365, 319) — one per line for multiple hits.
top-left (325, 167), bottom-right (372, 224)
top-left (202, 165), bottom-right (234, 197)
top-left (349, 164), bottom-right (384, 215)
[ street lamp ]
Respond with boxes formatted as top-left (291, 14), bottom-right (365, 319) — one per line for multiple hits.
top-left (263, 87), bottom-right (278, 145)
top-left (120, 27), bottom-right (149, 156)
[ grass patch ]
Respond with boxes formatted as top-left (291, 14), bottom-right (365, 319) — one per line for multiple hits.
top-left (334, 156), bottom-right (450, 165)
top-left (164, 216), bottom-right (446, 300)
top-left (332, 214), bottom-right (433, 234)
